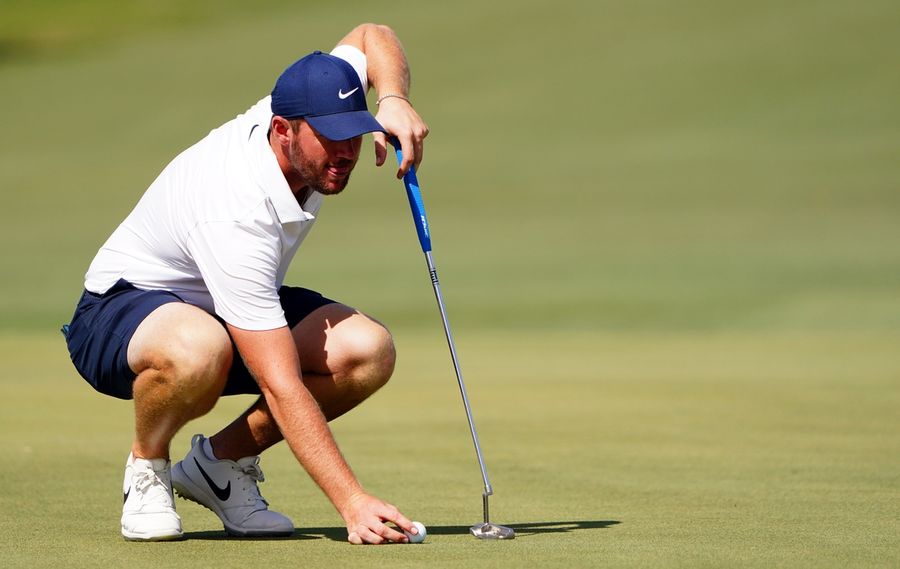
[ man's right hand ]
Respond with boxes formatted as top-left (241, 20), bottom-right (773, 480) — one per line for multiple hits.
top-left (341, 491), bottom-right (418, 545)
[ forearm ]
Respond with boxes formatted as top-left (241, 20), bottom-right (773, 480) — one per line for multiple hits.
top-left (229, 325), bottom-right (364, 514)
top-left (269, 390), bottom-right (363, 510)
top-left (338, 23), bottom-right (410, 98)
top-left (337, 23), bottom-right (427, 177)
top-left (264, 383), bottom-right (366, 515)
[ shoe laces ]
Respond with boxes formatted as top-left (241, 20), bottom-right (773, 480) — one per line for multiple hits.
top-left (239, 459), bottom-right (265, 483)
top-left (132, 464), bottom-right (172, 504)
top-left (235, 458), bottom-right (269, 507)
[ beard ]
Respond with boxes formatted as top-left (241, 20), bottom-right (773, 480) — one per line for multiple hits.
top-left (288, 137), bottom-right (354, 196)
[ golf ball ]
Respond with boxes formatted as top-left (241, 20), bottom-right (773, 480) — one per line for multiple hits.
top-left (405, 521), bottom-right (426, 543)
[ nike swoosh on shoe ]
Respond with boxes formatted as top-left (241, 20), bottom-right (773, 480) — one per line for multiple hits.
top-left (193, 457), bottom-right (231, 501)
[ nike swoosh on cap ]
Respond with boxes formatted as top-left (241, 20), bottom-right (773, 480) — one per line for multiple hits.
top-left (193, 457), bottom-right (231, 501)
top-left (338, 87), bottom-right (359, 99)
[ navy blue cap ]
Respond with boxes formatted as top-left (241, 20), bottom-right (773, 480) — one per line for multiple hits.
top-left (271, 51), bottom-right (385, 141)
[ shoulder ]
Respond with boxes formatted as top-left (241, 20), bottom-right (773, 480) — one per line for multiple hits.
top-left (241, 96), bottom-right (274, 126)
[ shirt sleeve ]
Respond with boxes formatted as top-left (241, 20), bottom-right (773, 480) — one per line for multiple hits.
top-left (185, 219), bottom-right (287, 331)
top-left (330, 44), bottom-right (369, 92)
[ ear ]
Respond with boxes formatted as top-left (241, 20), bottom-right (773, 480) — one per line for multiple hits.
top-left (270, 116), bottom-right (293, 144)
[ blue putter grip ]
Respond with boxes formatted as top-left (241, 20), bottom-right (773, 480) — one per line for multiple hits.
top-left (391, 139), bottom-right (432, 252)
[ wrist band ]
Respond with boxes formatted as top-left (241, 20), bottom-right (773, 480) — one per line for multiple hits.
top-left (376, 93), bottom-right (410, 105)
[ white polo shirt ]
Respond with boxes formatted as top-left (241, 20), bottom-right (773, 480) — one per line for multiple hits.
top-left (84, 46), bottom-right (368, 331)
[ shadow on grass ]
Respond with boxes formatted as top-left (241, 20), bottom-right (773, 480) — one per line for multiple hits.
top-left (184, 520), bottom-right (619, 542)
top-left (488, 520), bottom-right (620, 537)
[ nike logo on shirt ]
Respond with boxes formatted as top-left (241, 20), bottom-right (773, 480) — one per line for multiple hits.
top-left (338, 87), bottom-right (359, 99)
top-left (193, 457), bottom-right (231, 501)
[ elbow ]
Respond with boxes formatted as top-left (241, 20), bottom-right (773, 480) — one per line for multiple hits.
top-left (357, 22), bottom-right (395, 34)
top-left (354, 22), bottom-right (400, 44)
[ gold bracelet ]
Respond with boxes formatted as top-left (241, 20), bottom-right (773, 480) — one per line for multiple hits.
top-left (376, 93), bottom-right (410, 105)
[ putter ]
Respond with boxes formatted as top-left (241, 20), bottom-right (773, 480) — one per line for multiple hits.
top-left (391, 139), bottom-right (515, 540)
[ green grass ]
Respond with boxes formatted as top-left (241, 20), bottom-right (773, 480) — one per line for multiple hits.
top-left (1, 0), bottom-right (899, 567)
top-left (0, 0), bottom-right (300, 63)
top-left (3, 329), bottom-right (899, 568)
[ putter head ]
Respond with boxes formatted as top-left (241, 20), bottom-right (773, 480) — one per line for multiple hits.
top-left (470, 522), bottom-right (516, 540)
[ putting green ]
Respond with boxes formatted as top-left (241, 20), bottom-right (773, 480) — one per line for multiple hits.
top-left (2, 329), bottom-right (898, 568)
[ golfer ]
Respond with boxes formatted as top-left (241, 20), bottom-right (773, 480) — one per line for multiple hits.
top-left (63, 23), bottom-right (428, 544)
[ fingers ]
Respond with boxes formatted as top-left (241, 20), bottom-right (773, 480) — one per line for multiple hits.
top-left (386, 506), bottom-right (416, 536)
top-left (343, 494), bottom-right (417, 545)
top-left (412, 128), bottom-right (425, 174)
top-left (347, 521), bottom-right (408, 545)
top-left (376, 520), bottom-right (410, 544)
top-left (372, 132), bottom-right (387, 167)
top-left (373, 97), bottom-right (428, 178)
top-left (391, 129), bottom-right (427, 179)
top-left (395, 133), bottom-right (414, 179)
top-left (397, 124), bottom-right (428, 178)
top-left (348, 526), bottom-right (389, 545)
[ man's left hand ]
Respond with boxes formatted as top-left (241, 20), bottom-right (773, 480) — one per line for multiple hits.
top-left (373, 97), bottom-right (429, 178)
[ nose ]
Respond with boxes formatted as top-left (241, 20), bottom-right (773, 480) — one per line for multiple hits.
top-left (330, 137), bottom-right (360, 160)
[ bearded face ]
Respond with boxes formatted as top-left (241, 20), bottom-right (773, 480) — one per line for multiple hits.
top-left (287, 120), bottom-right (362, 196)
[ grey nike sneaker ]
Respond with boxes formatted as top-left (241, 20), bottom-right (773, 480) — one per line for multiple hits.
top-left (121, 453), bottom-right (183, 541)
top-left (171, 434), bottom-right (293, 537)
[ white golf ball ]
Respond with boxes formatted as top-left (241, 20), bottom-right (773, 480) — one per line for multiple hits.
top-left (405, 521), bottom-right (427, 543)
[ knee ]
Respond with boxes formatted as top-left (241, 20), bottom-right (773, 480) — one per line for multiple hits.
top-left (143, 320), bottom-right (233, 407)
top-left (339, 318), bottom-right (396, 392)
top-left (174, 322), bottom-right (232, 382)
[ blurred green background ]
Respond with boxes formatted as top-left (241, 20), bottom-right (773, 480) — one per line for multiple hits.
top-left (1, 1), bottom-right (898, 568)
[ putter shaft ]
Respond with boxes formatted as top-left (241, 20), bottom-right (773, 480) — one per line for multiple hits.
top-left (391, 141), bottom-right (513, 538)
top-left (424, 251), bottom-right (493, 498)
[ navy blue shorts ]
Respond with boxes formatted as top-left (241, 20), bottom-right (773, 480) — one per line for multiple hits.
top-left (63, 279), bottom-right (336, 400)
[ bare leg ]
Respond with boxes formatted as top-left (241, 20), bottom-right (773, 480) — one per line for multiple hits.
top-left (210, 303), bottom-right (396, 460)
top-left (128, 303), bottom-right (234, 460)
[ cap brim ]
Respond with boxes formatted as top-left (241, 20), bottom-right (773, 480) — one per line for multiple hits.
top-left (306, 111), bottom-right (386, 141)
